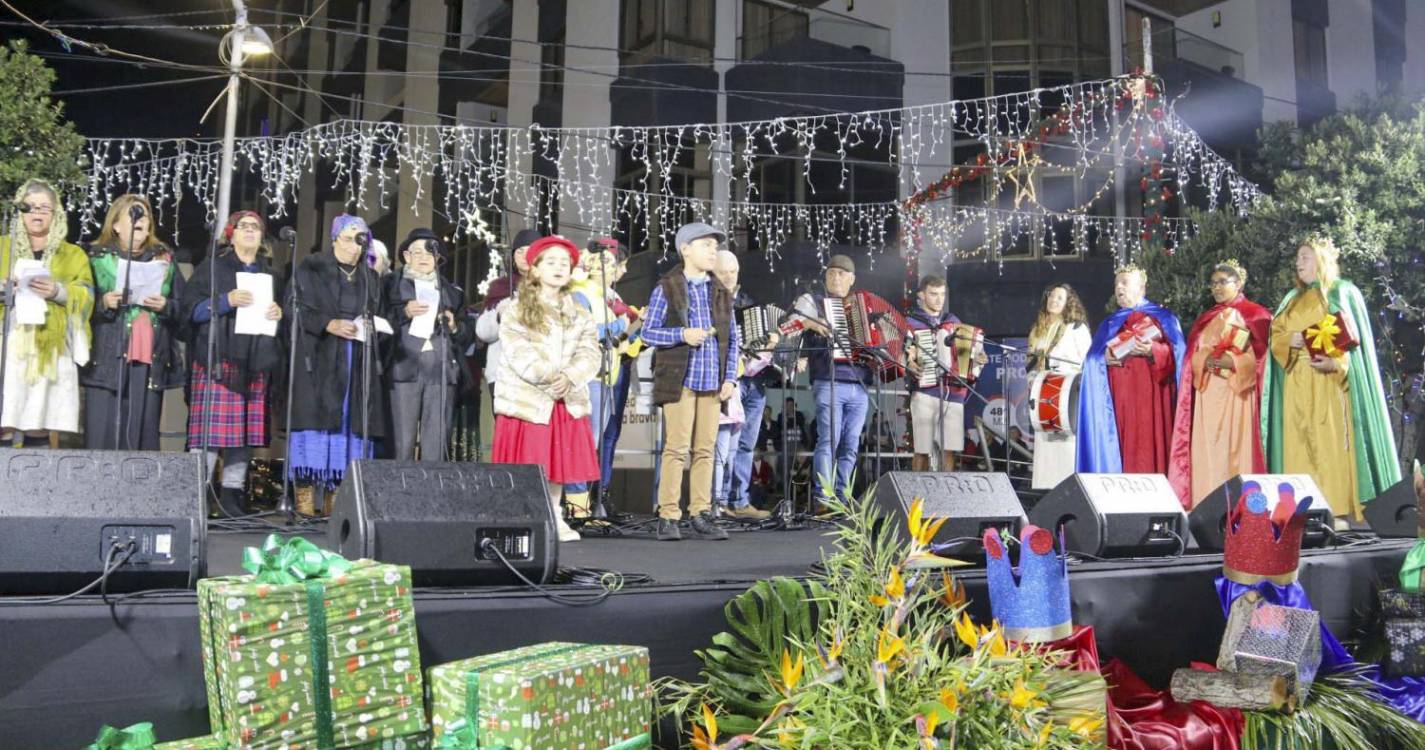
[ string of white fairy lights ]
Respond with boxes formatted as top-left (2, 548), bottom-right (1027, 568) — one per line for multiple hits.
top-left (75, 74), bottom-right (1250, 267)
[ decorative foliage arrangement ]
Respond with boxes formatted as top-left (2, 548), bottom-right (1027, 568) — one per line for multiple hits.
top-left (0, 40), bottom-right (86, 199)
top-left (659, 496), bottom-right (1106, 749)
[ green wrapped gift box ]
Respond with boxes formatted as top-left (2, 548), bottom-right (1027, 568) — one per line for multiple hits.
top-left (198, 538), bottom-right (428, 750)
top-left (427, 642), bottom-right (651, 750)
top-left (150, 734), bottom-right (432, 750)
top-left (154, 735), bottom-right (227, 750)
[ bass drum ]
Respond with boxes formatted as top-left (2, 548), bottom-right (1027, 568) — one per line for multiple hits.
top-left (1028, 371), bottom-right (1081, 437)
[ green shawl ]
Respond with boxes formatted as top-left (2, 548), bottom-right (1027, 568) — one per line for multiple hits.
top-left (1261, 279), bottom-right (1401, 503)
top-left (0, 240), bottom-right (95, 383)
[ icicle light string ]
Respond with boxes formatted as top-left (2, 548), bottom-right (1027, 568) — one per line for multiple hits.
top-left (78, 75), bottom-right (1250, 259)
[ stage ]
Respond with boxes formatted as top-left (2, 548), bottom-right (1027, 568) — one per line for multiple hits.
top-left (0, 521), bottom-right (1412, 749)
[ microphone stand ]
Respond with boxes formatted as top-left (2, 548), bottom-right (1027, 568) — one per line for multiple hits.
top-left (357, 236), bottom-right (375, 466)
top-left (111, 211), bottom-right (141, 451)
top-left (198, 224), bottom-right (226, 517)
top-left (591, 252), bottom-right (613, 520)
top-left (0, 205), bottom-right (19, 427)
top-left (278, 229), bottom-right (300, 522)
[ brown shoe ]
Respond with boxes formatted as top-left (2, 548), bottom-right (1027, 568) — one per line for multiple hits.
top-left (295, 485), bottom-right (316, 517)
top-left (727, 505), bottom-right (771, 520)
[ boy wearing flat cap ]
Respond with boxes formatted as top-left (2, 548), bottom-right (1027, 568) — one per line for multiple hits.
top-left (641, 222), bottom-right (740, 541)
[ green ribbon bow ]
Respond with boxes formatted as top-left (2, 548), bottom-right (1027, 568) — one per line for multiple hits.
top-left (85, 722), bottom-right (157, 750)
top-left (241, 534), bottom-right (352, 585)
top-left (436, 719), bottom-right (485, 750)
top-left (1401, 539), bottom-right (1425, 593)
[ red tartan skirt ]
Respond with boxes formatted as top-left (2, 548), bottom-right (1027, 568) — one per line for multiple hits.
top-left (186, 361), bottom-right (270, 449)
top-left (492, 402), bottom-right (599, 484)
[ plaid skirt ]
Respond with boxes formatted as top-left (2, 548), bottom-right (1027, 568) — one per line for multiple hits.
top-left (186, 360), bottom-right (270, 449)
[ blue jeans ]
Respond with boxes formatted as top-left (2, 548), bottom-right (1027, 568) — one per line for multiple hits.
top-left (713, 423), bottom-right (741, 506)
top-left (728, 377), bottom-right (768, 507)
top-left (812, 379), bottom-right (868, 502)
top-left (566, 380), bottom-right (612, 495)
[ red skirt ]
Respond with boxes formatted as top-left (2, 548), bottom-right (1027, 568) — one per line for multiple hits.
top-left (492, 402), bottom-right (600, 484)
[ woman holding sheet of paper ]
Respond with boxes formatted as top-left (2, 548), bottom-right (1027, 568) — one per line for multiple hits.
top-left (82, 194), bottom-right (185, 451)
top-left (0, 178), bottom-right (93, 445)
top-left (182, 210), bottom-right (285, 517)
top-left (285, 213), bottom-right (385, 515)
top-left (384, 227), bottom-right (472, 461)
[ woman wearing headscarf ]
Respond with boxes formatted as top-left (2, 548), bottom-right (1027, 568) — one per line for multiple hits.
top-left (182, 210), bottom-right (285, 517)
top-left (0, 178), bottom-right (93, 445)
top-left (286, 214), bottom-right (385, 514)
top-left (82, 194), bottom-right (186, 450)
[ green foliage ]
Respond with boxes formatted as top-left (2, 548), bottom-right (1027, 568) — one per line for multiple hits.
top-left (1242, 668), bottom-right (1425, 750)
top-left (659, 493), bottom-right (1106, 749)
top-left (1137, 98), bottom-right (1425, 366)
top-left (0, 40), bottom-right (86, 198)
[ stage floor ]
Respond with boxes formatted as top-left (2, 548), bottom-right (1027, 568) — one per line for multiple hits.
top-left (0, 519), bottom-right (1413, 749)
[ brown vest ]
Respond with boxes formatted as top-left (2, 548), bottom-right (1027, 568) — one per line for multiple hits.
top-left (651, 264), bottom-right (735, 405)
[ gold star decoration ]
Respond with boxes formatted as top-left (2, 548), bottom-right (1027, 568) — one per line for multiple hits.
top-left (1003, 142), bottom-right (1043, 209)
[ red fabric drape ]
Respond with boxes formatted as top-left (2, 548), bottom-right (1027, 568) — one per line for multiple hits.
top-left (1107, 312), bottom-right (1178, 474)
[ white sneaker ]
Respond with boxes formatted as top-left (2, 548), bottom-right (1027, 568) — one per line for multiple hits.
top-left (556, 517), bottom-right (581, 543)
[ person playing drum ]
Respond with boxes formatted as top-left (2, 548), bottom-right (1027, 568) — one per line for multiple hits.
top-left (1166, 261), bottom-right (1272, 509)
top-left (1025, 284), bottom-right (1091, 489)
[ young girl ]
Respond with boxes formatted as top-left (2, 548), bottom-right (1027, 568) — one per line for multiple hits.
top-left (491, 236), bottom-right (600, 543)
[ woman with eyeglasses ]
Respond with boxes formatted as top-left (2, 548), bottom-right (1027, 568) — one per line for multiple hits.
top-left (1166, 261), bottom-right (1271, 510)
top-left (181, 210), bottom-right (285, 517)
top-left (285, 214), bottom-right (385, 515)
top-left (82, 194), bottom-right (186, 451)
top-left (1, 178), bottom-right (94, 447)
top-left (384, 227), bottom-right (472, 461)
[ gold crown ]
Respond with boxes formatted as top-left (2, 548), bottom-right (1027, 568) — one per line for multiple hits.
top-left (1220, 257), bottom-right (1247, 284)
top-left (1114, 262), bottom-right (1147, 282)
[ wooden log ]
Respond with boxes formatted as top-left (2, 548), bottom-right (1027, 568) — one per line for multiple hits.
top-left (1216, 590), bottom-right (1261, 672)
top-left (1170, 667), bottom-right (1298, 713)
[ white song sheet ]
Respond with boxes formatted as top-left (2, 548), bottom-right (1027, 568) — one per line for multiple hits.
top-left (407, 280), bottom-right (441, 340)
top-left (234, 272), bottom-right (277, 337)
top-left (11, 259), bottom-right (51, 325)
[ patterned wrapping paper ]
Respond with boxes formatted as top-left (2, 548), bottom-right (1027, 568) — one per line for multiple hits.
top-left (197, 559), bottom-right (428, 750)
top-left (1386, 618), bottom-right (1425, 678)
top-left (427, 642), bottom-right (652, 750)
top-left (1380, 588), bottom-right (1425, 619)
top-left (151, 733), bottom-right (432, 750)
top-left (154, 735), bottom-right (228, 750)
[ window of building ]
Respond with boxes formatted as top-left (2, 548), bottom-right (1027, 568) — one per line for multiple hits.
top-left (1293, 18), bottom-right (1328, 88)
top-left (621, 0), bottom-right (716, 65)
top-left (741, 0), bottom-right (810, 60)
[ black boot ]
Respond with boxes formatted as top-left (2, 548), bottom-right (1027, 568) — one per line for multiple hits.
top-left (217, 487), bottom-right (249, 518)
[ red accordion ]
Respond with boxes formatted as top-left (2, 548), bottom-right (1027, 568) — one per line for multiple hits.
top-left (822, 290), bottom-right (907, 382)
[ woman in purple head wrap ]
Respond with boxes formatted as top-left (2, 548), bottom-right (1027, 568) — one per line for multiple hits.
top-left (284, 213), bottom-right (385, 515)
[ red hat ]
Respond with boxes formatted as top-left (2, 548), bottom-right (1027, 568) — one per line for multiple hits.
top-left (1222, 481), bottom-right (1313, 586)
top-left (526, 235), bottom-right (579, 270)
top-left (223, 210), bottom-right (265, 244)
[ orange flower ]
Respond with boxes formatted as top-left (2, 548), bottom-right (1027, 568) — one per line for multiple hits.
top-left (906, 498), bottom-right (948, 548)
top-left (691, 703), bottom-right (718, 750)
top-left (939, 573), bottom-right (967, 609)
top-left (870, 565), bottom-right (906, 607)
top-left (938, 686), bottom-right (959, 713)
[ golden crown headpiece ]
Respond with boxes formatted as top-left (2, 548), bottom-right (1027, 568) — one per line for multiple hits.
top-left (1114, 262), bottom-right (1147, 282)
top-left (1218, 258), bottom-right (1247, 284)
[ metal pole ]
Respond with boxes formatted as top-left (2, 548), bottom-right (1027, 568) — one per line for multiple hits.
top-left (1142, 16), bottom-right (1154, 75)
top-left (215, 2), bottom-right (248, 230)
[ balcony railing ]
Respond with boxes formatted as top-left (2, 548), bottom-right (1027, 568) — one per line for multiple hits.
top-left (738, 2), bottom-right (890, 60)
top-left (1126, 26), bottom-right (1245, 79)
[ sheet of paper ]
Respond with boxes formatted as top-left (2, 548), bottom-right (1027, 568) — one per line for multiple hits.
top-left (11, 259), bottom-right (50, 325)
top-left (114, 259), bottom-right (169, 302)
top-left (407, 281), bottom-right (441, 340)
top-left (233, 272), bottom-right (277, 337)
top-left (351, 316), bottom-right (394, 343)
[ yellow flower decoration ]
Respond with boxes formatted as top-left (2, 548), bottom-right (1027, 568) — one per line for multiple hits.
top-left (1069, 715), bottom-right (1105, 739)
top-left (692, 703), bottom-right (718, 750)
top-left (1036, 720), bottom-right (1054, 747)
top-left (877, 626), bottom-right (906, 668)
top-left (1008, 679), bottom-right (1041, 710)
top-left (870, 566), bottom-right (905, 608)
top-left (939, 573), bottom-right (967, 609)
top-left (987, 626), bottom-right (1008, 658)
top-left (954, 612), bottom-right (979, 650)
top-left (939, 686), bottom-right (960, 713)
top-left (906, 498), bottom-right (948, 548)
top-left (819, 632), bottom-right (845, 668)
top-left (773, 649), bottom-right (804, 697)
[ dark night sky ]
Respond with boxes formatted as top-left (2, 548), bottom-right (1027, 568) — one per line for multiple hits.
top-left (6, 0), bottom-right (244, 140)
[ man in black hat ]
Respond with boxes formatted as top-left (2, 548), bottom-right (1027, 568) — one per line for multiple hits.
top-left (385, 228), bottom-right (473, 461)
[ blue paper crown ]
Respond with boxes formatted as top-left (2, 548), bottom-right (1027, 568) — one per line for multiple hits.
top-left (984, 525), bottom-right (1073, 643)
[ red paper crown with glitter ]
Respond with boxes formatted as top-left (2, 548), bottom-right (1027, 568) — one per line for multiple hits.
top-left (1223, 481), bottom-right (1313, 586)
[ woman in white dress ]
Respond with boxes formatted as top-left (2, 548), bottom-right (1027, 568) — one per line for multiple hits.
top-left (1026, 284), bottom-right (1091, 490)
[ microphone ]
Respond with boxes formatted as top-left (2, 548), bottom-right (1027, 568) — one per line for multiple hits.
top-left (354, 231), bottom-right (371, 246)
top-left (12, 201), bottom-right (32, 214)
top-left (128, 204), bottom-right (145, 221)
top-left (278, 226), bottom-right (297, 242)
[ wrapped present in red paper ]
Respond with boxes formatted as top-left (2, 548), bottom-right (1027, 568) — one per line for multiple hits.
top-left (1209, 322), bottom-right (1252, 377)
top-left (1107, 316), bottom-right (1164, 360)
top-left (1303, 309), bottom-right (1359, 359)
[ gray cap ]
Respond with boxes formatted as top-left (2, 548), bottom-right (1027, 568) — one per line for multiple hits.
top-left (674, 221), bottom-right (726, 252)
top-left (826, 254), bottom-right (855, 273)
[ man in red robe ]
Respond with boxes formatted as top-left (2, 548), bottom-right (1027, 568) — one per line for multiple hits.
top-left (1076, 265), bottom-right (1186, 474)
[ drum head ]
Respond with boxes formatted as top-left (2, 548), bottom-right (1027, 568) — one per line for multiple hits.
top-left (1061, 373), bottom-right (1082, 436)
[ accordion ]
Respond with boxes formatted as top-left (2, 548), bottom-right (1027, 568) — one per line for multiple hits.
top-left (823, 290), bottom-right (907, 382)
top-left (737, 304), bottom-right (788, 352)
top-left (948, 323), bottom-right (985, 382)
top-left (911, 329), bottom-right (949, 388)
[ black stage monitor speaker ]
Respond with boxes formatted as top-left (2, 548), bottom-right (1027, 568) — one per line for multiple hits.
top-left (1030, 473), bottom-right (1188, 557)
top-left (329, 461), bottom-right (557, 586)
top-left (872, 472), bottom-right (1026, 557)
top-left (1363, 475), bottom-right (1420, 538)
top-left (1190, 474), bottom-right (1334, 551)
top-left (0, 449), bottom-right (206, 595)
